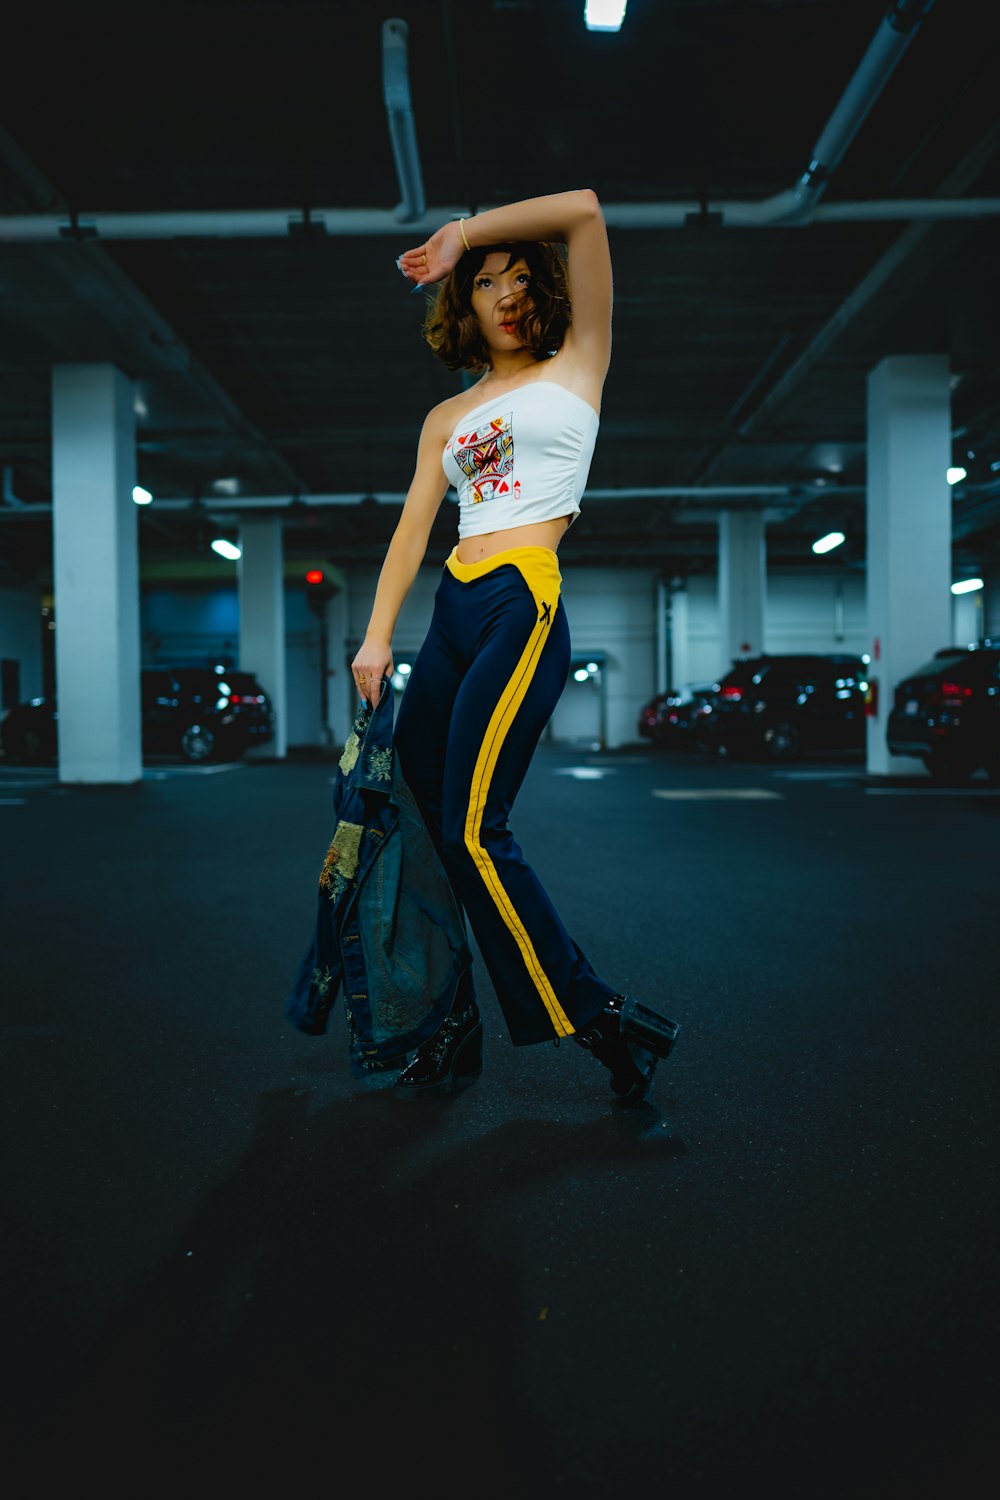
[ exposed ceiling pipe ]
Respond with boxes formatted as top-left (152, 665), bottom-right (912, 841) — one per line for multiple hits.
top-left (2, 465), bottom-right (26, 507)
top-left (0, 2), bottom-right (979, 246)
top-left (382, 17), bottom-right (425, 223)
top-left (724, 123), bottom-right (1000, 450)
top-left (3, 194), bottom-right (999, 244)
top-left (756, 0), bottom-right (937, 225)
top-left (0, 484), bottom-right (868, 518)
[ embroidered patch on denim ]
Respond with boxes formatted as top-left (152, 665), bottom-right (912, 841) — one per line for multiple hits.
top-left (366, 747), bottom-right (392, 783)
top-left (311, 964), bottom-right (334, 997)
top-left (339, 731), bottom-right (361, 776)
top-left (330, 819), bottom-right (363, 878)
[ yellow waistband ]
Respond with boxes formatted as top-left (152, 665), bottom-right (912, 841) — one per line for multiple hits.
top-left (445, 545), bottom-right (562, 615)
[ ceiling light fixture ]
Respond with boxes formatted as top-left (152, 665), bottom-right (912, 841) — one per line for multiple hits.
top-left (211, 538), bottom-right (242, 561)
top-left (946, 466), bottom-right (967, 485)
top-left (812, 531), bottom-right (845, 554)
top-left (584, 1), bottom-right (627, 33)
top-left (951, 577), bottom-right (983, 595)
top-left (132, 485), bottom-right (153, 505)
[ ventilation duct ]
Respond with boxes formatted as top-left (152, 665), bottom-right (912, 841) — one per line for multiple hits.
top-left (382, 17), bottom-right (425, 223)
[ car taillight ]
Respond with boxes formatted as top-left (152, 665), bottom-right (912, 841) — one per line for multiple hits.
top-left (930, 681), bottom-right (974, 707)
top-left (719, 686), bottom-right (743, 700)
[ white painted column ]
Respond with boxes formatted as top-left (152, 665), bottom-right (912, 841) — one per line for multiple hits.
top-left (238, 517), bottom-right (287, 759)
top-left (866, 355), bottom-right (951, 775)
top-left (668, 583), bottom-right (690, 690)
top-left (51, 364), bottom-right (141, 784)
top-left (983, 568), bottom-right (1000, 641)
top-left (951, 587), bottom-right (984, 650)
top-left (717, 510), bottom-right (765, 673)
top-left (654, 576), bottom-right (668, 694)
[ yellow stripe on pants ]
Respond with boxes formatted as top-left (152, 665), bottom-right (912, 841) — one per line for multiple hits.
top-left (460, 575), bottom-right (575, 1039)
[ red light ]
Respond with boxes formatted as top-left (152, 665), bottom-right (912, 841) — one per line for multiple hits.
top-left (305, 569), bottom-right (324, 585)
top-left (720, 686), bottom-right (743, 700)
top-left (931, 681), bottom-right (974, 707)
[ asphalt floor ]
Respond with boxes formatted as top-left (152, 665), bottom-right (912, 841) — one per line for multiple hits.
top-left (1, 739), bottom-right (995, 1496)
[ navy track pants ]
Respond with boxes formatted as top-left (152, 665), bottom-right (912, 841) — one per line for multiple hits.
top-left (392, 545), bottom-right (618, 1046)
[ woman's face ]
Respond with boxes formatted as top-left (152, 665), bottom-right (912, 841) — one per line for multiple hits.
top-left (470, 252), bottom-right (533, 354)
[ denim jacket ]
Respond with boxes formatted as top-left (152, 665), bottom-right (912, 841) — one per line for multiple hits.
top-left (286, 679), bottom-right (472, 1077)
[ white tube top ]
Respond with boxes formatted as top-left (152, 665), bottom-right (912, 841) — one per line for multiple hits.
top-left (441, 380), bottom-right (600, 539)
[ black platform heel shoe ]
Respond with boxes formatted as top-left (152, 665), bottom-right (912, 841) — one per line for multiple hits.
top-left (394, 996), bottom-right (483, 1099)
top-left (574, 994), bottom-right (680, 1104)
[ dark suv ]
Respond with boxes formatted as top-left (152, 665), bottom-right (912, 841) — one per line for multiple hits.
top-left (0, 665), bottom-right (274, 764)
top-left (886, 642), bottom-right (1000, 783)
top-left (638, 682), bottom-right (718, 749)
top-left (696, 653), bottom-right (869, 761)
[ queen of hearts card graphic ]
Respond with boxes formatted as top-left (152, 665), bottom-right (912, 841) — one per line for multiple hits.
top-left (448, 412), bottom-right (518, 504)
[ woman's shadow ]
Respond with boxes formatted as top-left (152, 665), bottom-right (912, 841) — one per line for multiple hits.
top-left (32, 1080), bottom-right (685, 1491)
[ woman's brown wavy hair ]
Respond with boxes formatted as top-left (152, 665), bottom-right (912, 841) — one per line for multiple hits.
top-left (422, 241), bottom-right (571, 373)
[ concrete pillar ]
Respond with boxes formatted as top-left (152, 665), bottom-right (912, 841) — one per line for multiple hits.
top-left (978, 567), bottom-right (999, 641)
top-left (717, 510), bottom-right (765, 673)
top-left (668, 583), bottom-right (690, 691)
top-left (238, 517), bottom-right (287, 759)
top-left (951, 587), bottom-right (984, 650)
top-left (866, 355), bottom-right (951, 775)
top-left (51, 364), bottom-right (141, 784)
top-left (654, 576), bottom-right (668, 694)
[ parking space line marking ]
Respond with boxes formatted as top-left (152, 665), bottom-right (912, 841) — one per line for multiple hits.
top-left (652, 789), bottom-right (782, 800)
top-left (554, 766), bottom-right (618, 779)
top-left (772, 769), bottom-right (868, 780)
top-left (864, 786), bottom-right (1000, 796)
top-left (142, 763), bottom-right (245, 778)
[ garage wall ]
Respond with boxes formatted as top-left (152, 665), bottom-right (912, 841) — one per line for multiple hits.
top-left (0, 560), bottom-right (940, 751)
top-left (0, 585), bottom-right (45, 705)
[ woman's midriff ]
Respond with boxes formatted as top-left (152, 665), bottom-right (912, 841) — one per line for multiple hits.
top-left (455, 515), bottom-right (571, 564)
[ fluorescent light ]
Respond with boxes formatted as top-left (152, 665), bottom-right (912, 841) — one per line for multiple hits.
top-left (951, 577), bottom-right (983, 595)
top-left (211, 538), bottom-right (242, 561)
top-left (947, 466), bottom-right (967, 484)
top-left (132, 485), bottom-right (153, 505)
top-left (585, 1), bottom-right (627, 32)
top-left (812, 531), bottom-right (845, 554)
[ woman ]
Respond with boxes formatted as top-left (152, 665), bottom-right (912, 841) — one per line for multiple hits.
top-left (351, 189), bottom-right (680, 1102)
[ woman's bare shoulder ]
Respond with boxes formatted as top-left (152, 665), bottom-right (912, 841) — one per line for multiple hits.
top-left (426, 381), bottom-right (491, 434)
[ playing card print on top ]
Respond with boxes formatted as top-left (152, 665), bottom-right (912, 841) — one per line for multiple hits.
top-left (446, 411), bottom-right (521, 505)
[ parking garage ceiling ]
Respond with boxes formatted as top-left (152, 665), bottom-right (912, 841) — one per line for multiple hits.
top-left (1, 0), bottom-right (998, 581)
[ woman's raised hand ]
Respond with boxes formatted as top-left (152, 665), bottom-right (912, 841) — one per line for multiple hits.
top-left (396, 220), bottom-right (466, 287)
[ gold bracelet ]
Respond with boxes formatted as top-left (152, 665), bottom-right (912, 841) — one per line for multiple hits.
top-left (459, 217), bottom-right (471, 253)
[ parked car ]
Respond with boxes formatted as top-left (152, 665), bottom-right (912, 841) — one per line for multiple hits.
top-left (695, 653), bottom-right (869, 761)
top-left (0, 665), bottom-right (274, 765)
top-left (638, 682), bottom-right (717, 749)
top-left (886, 641), bottom-right (1000, 783)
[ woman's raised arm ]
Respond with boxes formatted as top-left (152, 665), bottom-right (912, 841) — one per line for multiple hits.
top-left (397, 189), bottom-right (613, 382)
